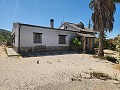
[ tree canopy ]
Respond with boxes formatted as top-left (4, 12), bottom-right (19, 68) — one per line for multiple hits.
top-left (89, 0), bottom-right (117, 56)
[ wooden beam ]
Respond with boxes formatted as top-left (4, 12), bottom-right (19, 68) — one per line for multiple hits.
top-left (83, 37), bottom-right (86, 53)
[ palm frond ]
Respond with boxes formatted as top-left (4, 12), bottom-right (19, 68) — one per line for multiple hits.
top-left (113, 0), bottom-right (120, 3)
top-left (89, 0), bottom-right (95, 10)
top-left (90, 0), bottom-right (116, 32)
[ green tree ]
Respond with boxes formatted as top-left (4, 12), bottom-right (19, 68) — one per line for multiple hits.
top-left (0, 29), bottom-right (11, 42)
top-left (116, 35), bottom-right (120, 60)
top-left (113, 34), bottom-right (120, 60)
top-left (89, 0), bottom-right (120, 56)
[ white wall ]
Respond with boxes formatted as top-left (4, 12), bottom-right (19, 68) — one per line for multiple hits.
top-left (65, 24), bottom-right (77, 31)
top-left (12, 23), bottom-right (19, 47)
top-left (20, 26), bottom-right (76, 47)
top-left (59, 23), bottom-right (78, 32)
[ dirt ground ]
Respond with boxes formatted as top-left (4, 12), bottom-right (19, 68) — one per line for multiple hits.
top-left (0, 45), bottom-right (120, 90)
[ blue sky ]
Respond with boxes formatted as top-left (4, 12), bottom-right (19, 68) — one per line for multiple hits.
top-left (0, 0), bottom-right (120, 38)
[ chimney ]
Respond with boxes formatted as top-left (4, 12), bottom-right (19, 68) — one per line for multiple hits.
top-left (50, 19), bottom-right (54, 28)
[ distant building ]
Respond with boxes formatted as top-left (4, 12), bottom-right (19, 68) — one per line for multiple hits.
top-left (12, 20), bottom-right (96, 53)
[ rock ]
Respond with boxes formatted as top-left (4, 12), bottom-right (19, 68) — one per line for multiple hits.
top-left (37, 60), bottom-right (39, 64)
top-left (81, 73), bottom-right (91, 79)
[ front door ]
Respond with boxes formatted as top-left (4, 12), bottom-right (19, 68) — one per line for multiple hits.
top-left (89, 38), bottom-right (93, 50)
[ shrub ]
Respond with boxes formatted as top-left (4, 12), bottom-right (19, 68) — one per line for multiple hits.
top-left (107, 43), bottom-right (116, 50)
top-left (70, 37), bottom-right (81, 50)
top-left (116, 37), bottom-right (120, 61)
top-left (71, 37), bottom-right (81, 46)
top-left (6, 42), bottom-right (11, 46)
top-left (113, 34), bottom-right (120, 61)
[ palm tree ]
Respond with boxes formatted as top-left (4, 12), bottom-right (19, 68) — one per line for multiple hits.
top-left (89, 0), bottom-right (119, 56)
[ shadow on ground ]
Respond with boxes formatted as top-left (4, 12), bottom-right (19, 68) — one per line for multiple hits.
top-left (20, 51), bottom-right (84, 58)
top-left (20, 50), bottom-right (96, 58)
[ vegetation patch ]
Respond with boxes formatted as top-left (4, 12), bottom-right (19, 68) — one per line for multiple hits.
top-left (105, 56), bottom-right (119, 63)
top-left (114, 64), bottom-right (120, 71)
top-left (92, 55), bottom-right (119, 64)
top-left (71, 71), bottom-right (114, 81)
top-left (0, 29), bottom-right (11, 42)
top-left (70, 37), bottom-right (81, 51)
top-left (89, 72), bottom-right (111, 80)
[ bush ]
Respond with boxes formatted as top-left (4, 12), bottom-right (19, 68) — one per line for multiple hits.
top-left (6, 42), bottom-right (11, 46)
top-left (71, 37), bottom-right (81, 46)
top-left (70, 37), bottom-right (81, 51)
top-left (107, 43), bottom-right (116, 50)
top-left (116, 36), bottom-right (120, 61)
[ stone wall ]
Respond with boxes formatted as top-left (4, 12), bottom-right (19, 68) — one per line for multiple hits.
top-left (46, 46), bottom-right (70, 52)
top-left (12, 45), bottom-right (19, 53)
top-left (19, 45), bottom-right (70, 53)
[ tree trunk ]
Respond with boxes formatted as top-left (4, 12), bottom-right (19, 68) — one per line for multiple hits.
top-left (98, 30), bottom-right (104, 57)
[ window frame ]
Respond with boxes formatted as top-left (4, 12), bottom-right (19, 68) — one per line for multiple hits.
top-left (33, 32), bottom-right (42, 44)
top-left (65, 26), bottom-right (67, 29)
top-left (58, 35), bottom-right (67, 44)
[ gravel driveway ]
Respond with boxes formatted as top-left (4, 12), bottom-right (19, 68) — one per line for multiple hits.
top-left (0, 46), bottom-right (120, 90)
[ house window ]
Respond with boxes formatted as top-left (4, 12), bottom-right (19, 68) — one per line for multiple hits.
top-left (64, 25), bottom-right (67, 29)
top-left (65, 26), bottom-right (67, 29)
top-left (33, 32), bottom-right (42, 43)
top-left (58, 35), bottom-right (67, 44)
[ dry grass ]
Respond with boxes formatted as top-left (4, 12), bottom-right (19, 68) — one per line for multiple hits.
top-left (92, 55), bottom-right (119, 63)
top-left (70, 71), bottom-right (112, 81)
top-left (114, 64), bottom-right (120, 71)
top-left (89, 72), bottom-right (111, 80)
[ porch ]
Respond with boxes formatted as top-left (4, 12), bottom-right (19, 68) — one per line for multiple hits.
top-left (77, 33), bottom-right (96, 53)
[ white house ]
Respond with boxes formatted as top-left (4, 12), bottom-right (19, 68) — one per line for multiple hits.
top-left (12, 19), bottom-right (96, 53)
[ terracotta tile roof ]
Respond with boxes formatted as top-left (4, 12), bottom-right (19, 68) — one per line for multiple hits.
top-left (77, 33), bottom-right (96, 38)
top-left (65, 22), bottom-right (97, 33)
top-left (16, 22), bottom-right (78, 33)
top-left (13, 22), bottom-right (97, 36)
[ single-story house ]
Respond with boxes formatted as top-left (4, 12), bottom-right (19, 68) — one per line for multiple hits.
top-left (11, 19), bottom-right (96, 53)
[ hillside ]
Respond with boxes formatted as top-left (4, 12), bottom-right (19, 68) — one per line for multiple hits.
top-left (0, 29), bottom-right (11, 42)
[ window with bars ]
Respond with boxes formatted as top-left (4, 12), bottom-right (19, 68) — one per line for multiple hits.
top-left (58, 35), bottom-right (67, 44)
top-left (33, 32), bottom-right (42, 43)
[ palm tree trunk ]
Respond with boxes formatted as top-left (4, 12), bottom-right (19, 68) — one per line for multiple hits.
top-left (98, 29), bottom-right (104, 57)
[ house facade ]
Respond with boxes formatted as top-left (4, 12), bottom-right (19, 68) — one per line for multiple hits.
top-left (59, 22), bottom-right (96, 53)
top-left (12, 20), bottom-right (96, 53)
